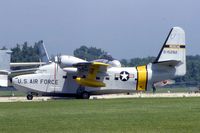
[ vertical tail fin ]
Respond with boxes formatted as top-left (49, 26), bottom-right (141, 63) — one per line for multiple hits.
top-left (154, 27), bottom-right (186, 76)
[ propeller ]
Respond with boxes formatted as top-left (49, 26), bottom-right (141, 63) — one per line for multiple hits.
top-left (54, 53), bottom-right (62, 64)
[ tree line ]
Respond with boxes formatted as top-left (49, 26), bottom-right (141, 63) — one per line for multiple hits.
top-left (1, 42), bottom-right (200, 83)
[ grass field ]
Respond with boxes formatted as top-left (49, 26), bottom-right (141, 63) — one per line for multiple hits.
top-left (0, 98), bottom-right (200, 133)
top-left (0, 91), bottom-right (25, 97)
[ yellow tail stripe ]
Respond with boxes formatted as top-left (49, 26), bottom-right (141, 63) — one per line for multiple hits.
top-left (136, 65), bottom-right (148, 91)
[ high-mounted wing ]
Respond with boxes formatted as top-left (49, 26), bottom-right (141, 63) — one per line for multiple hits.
top-left (72, 62), bottom-right (109, 87)
top-left (10, 62), bottom-right (46, 67)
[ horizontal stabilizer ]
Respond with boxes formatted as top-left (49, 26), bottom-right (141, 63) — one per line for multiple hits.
top-left (10, 62), bottom-right (46, 67)
top-left (153, 60), bottom-right (181, 67)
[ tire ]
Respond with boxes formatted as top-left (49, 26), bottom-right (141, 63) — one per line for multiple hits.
top-left (81, 92), bottom-right (90, 99)
top-left (27, 94), bottom-right (33, 100)
top-left (76, 86), bottom-right (85, 99)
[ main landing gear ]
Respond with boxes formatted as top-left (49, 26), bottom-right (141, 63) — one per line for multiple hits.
top-left (76, 86), bottom-right (90, 99)
top-left (152, 83), bottom-right (156, 94)
top-left (81, 91), bottom-right (90, 99)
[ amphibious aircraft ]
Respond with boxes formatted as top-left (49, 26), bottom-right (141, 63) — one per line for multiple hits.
top-left (3, 27), bottom-right (186, 99)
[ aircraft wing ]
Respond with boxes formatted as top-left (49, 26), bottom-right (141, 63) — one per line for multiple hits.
top-left (9, 68), bottom-right (38, 77)
top-left (10, 62), bottom-right (46, 67)
top-left (72, 62), bottom-right (109, 87)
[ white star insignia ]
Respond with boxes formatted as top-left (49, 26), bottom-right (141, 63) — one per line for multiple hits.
top-left (120, 71), bottom-right (129, 81)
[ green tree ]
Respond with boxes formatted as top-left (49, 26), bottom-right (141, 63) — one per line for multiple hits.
top-left (11, 41), bottom-right (40, 62)
top-left (74, 45), bottom-right (113, 61)
top-left (120, 56), bottom-right (155, 67)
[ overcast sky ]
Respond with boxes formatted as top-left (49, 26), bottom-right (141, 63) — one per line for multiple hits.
top-left (0, 0), bottom-right (199, 59)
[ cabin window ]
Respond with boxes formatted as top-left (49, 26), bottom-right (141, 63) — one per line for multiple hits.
top-left (105, 77), bottom-right (110, 80)
top-left (96, 77), bottom-right (100, 80)
top-left (115, 77), bottom-right (119, 80)
top-left (82, 75), bottom-right (86, 78)
top-left (73, 76), bottom-right (77, 79)
top-left (63, 76), bottom-right (67, 79)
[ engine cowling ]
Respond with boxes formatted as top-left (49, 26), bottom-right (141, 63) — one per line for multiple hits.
top-left (63, 67), bottom-right (77, 73)
top-left (55, 55), bottom-right (86, 68)
top-left (110, 60), bottom-right (121, 67)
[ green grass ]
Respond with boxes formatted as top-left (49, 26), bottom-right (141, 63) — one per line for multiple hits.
top-left (0, 98), bottom-right (200, 133)
top-left (0, 91), bottom-right (25, 97)
top-left (156, 87), bottom-right (190, 93)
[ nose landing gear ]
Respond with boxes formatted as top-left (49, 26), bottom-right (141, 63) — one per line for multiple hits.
top-left (26, 92), bottom-right (38, 100)
top-left (27, 94), bottom-right (33, 100)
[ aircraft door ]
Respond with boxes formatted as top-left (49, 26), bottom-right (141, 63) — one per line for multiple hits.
top-left (47, 73), bottom-right (65, 93)
top-left (62, 73), bottom-right (79, 93)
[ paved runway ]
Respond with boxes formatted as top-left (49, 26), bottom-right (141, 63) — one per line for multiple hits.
top-left (0, 92), bottom-right (200, 102)
top-left (90, 92), bottom-right (200, 99)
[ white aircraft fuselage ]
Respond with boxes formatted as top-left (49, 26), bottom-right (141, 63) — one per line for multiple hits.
top-left (11, 27), bottom-right (186, 99)
top-left (12, 61), bottom-right (176, 96)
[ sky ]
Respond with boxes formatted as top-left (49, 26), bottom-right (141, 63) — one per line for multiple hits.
top-left (0, 0), bottom-right (199, 59)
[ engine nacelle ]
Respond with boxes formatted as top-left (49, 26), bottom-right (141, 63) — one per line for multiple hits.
top-left (55, 55), bottom-right (86, 68)
top-left (63, 67), bottom-right (77, 73)
top-left (110, 60), bottom-right (121, 67)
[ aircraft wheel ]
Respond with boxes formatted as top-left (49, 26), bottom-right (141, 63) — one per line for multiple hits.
top-left (27, 94), bottom-right (33, 100)
top-left (152, 84), bottom-right (156, 94)
top-left (153, 87), bottom-right (156, 93)
top-left (81, 92), bottom-right (90, 99)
